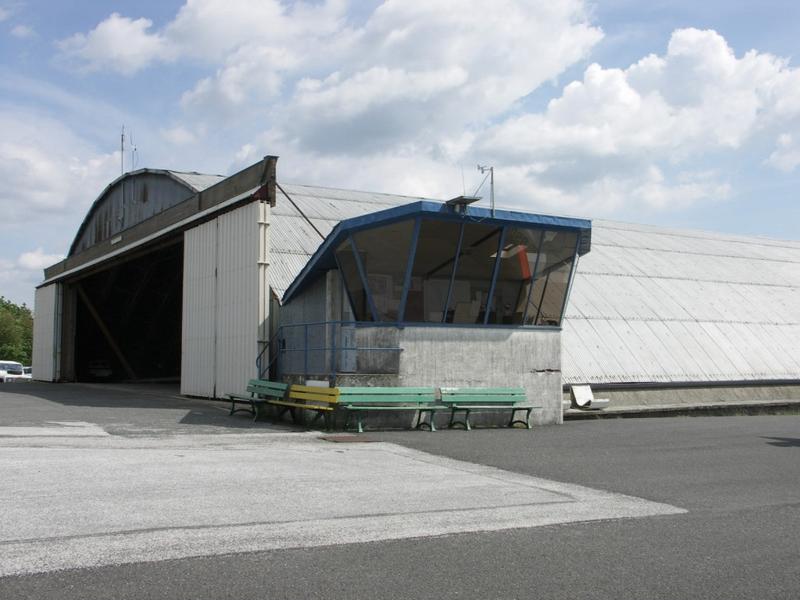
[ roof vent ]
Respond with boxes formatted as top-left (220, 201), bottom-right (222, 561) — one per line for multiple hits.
top-left (446, 195), bottom-right (481, 214)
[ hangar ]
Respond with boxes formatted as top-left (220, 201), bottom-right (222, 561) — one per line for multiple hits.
top-left (32, 156), bottom-right (800, 424)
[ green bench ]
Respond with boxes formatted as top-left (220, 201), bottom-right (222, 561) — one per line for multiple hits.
top-left (440, 387), bottom-right (538, 430)
top-left (226, 379), bottom-right (288, 421)
top-left (337, 387), bottom-right (442, 433)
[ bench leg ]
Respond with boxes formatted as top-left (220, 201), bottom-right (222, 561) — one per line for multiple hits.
top-left (415, 409), bottom-right (436, 432)
top-left (357, 413), bottom-right (365, 434)
top-left (508, 408), bottom-right (533, 429)
top-left (344, 411), bottom-right (351, 432)
top-left (448, 408), bottom-right (470, 430)
top-left (229, 400), bottom-right (256, 417)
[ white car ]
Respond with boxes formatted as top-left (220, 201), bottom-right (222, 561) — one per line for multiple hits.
top-left (0, 361), bottom-right (25, 382)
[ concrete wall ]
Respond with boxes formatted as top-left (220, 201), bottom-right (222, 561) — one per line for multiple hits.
top-left (398, 327), bottom-right (562, 425)
top-left (276, 275), bottom-right (329, 376)
top-left (563, 383), bottom-right (800, 408)
top-left (278, 269), bottom-right (564, 426)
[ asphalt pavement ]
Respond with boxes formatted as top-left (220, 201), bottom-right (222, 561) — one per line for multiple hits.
top-left (0, 382), bottom-right (798, 599)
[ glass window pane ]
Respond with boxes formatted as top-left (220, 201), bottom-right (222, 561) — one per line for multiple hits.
top-left (489, 228), bottom-right (543, 325)
top-left (352, 220), bottom-right (414, 321)
top-left (526, 230), bottom-right (578, 326)
top-left (335, 240), bottom-right (372, 321)
top-left (446, 223), bottom-right (503, 324)
top-left (405, 220), bottom-right (462, 323)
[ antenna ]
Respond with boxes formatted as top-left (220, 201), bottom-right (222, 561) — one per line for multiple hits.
top-left (477, 164), bottom-right (495, 216)
top-left (460, 165), bottom-right (466, 196)
top-left (130, 131), bottom-right (138, 171)
top-left (120, 125), bottom-right (125, 175)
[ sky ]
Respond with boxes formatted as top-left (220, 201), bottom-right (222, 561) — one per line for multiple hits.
top-left (1, 0), bottom-right (800, 307)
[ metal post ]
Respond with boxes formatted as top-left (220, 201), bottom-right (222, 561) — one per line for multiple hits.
top-left (521, 230), bottom-right (546, 325)
top-left (483, 227), bottom-right (507, 325)
top-left (397, 217), bottom-right (422, 323)
top-left (303, 323), bottom-right (309, 378)
top-left (329, 321), bottom-right (337, 380)
top-left (557, 232), bottom-right (583, 327)
top-left (350, 235), bottom-right (380, 322)
top-left (442, 223), bottom-right (465, 323)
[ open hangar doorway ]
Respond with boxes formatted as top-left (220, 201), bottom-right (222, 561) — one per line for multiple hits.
top-left (66, 239), bottom-right (184, 383)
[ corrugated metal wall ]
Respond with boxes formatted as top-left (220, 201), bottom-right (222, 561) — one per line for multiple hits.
top-left (563, 221), bottom-right (800, 384)
top-left (180, 201), bottom-right (263, 397)
top-left (215, 203), bottom-right (260, 398)
top-left (32, 284), bottom-right (59, 381)
top-left (181, 219), bottom-right (217, 397)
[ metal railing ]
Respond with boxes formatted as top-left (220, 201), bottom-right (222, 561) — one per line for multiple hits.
top-left (257, 320), bottom-right (403, 381)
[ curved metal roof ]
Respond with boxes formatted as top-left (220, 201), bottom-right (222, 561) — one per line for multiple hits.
top-left (267, 184), bottom-right (799, 384)
top-left (68, 169), bottom-right (224, 256)
top-left (562, 220), bottom-right (800, 384)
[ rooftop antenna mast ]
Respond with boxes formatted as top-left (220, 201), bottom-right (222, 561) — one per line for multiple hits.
top-left (477, 164), bottom-right (494, 216)
top-left (120, 125), bottom-right (125, 175)
top-left (130, 131), bottom-right (138, 171)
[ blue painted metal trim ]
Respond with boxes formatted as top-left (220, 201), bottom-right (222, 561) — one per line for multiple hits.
top-left (334, 248), bottom-right (358, 322)
top-left (521, 229), bottom-right (546, 325)
top-left (557, 231), bottom-right (583, 327)
top-left (349, 235), bottom-right (379, 322)
top-left (282, 200), bottom-right (592, 304)
top-left (483, 226), bottom-right (507, 325)
top-left (397, 217), bottom-right (421, 323)
top-left (442, 223), bottom-right (465, 323)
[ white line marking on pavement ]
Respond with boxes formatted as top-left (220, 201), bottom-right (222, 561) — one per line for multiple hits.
top-left (0, 422), bottom-right (109, 437)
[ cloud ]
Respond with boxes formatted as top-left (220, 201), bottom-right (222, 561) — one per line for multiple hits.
top-left (0, 249), bottom-right (64, 307)
top-left (17, 248), bottom-right (63, 270)
top-left (0, 7), bottom-right (10, 22)
top-left (467, 28), bottom-right (800, 213)
top-left (10, 24), bottom-right (34, 39)
top-left (766, 133), bottom-right (800, 172)
top-left (53, 5), bottom-right (800, 221)
top-left (160, 126), bottom-right (197, 145)
top-left (57, 12), bottom-right (167, 75)
top-left (0, 109), bottom-right (120, 224)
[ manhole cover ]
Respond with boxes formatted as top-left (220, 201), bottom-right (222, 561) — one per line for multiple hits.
top-left (320, 435), bottom-right (377, 443)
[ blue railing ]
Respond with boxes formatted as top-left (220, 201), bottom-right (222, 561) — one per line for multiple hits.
top-left (257, 320), bottom-right (403, 381)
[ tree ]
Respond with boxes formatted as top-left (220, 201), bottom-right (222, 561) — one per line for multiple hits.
top-left (0, 296), bottom-right (33, 364)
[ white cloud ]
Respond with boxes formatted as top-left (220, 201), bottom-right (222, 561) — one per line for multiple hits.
top-left (766, 133), bottom-right (800, 172)
top-left (17, 248), bottom-right (63, 270)
top-left (57, 12), bottom-right (167, 75)
top-left (10, 24), bottom-right (34, 39)
top-left (0, 7), bottom-right (10, 22)
top-left (0, 110), bottom-right (120, 224)
top-left (467, 28), bottom-right (800, 213)
top-left (54, 5), bottom-right (800, 220)
top-left (160, 126), bottom-right (197, 145)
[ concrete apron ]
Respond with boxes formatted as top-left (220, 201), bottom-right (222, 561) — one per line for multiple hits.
top-left (0, 427), bottom-right (685, 577)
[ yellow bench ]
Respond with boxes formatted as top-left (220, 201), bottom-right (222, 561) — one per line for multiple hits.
top-left (267, 384), bottom-right (339, 430)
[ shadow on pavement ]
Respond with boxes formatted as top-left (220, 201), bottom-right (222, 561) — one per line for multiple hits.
top-left (0, 382), bottom-right (296, 432)
top-left (761, 436), bottom-right (800, 447)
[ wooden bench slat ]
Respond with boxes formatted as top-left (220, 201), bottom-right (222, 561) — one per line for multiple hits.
top-left (289, 390), bottom-right (340, 403)
top-left (337, 387), bottom-right (436, 395)
top-left (335, 386), bottom-right (441, 433)
top-left (267, 400), bottom-right (335, 412)
top-left (440, 387), bottom-right (536, 431)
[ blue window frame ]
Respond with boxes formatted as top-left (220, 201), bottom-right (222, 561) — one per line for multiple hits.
top-left (283, 201), bottom-right (591, 329)
top-left (335, 217), bottom-right (582, 328)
